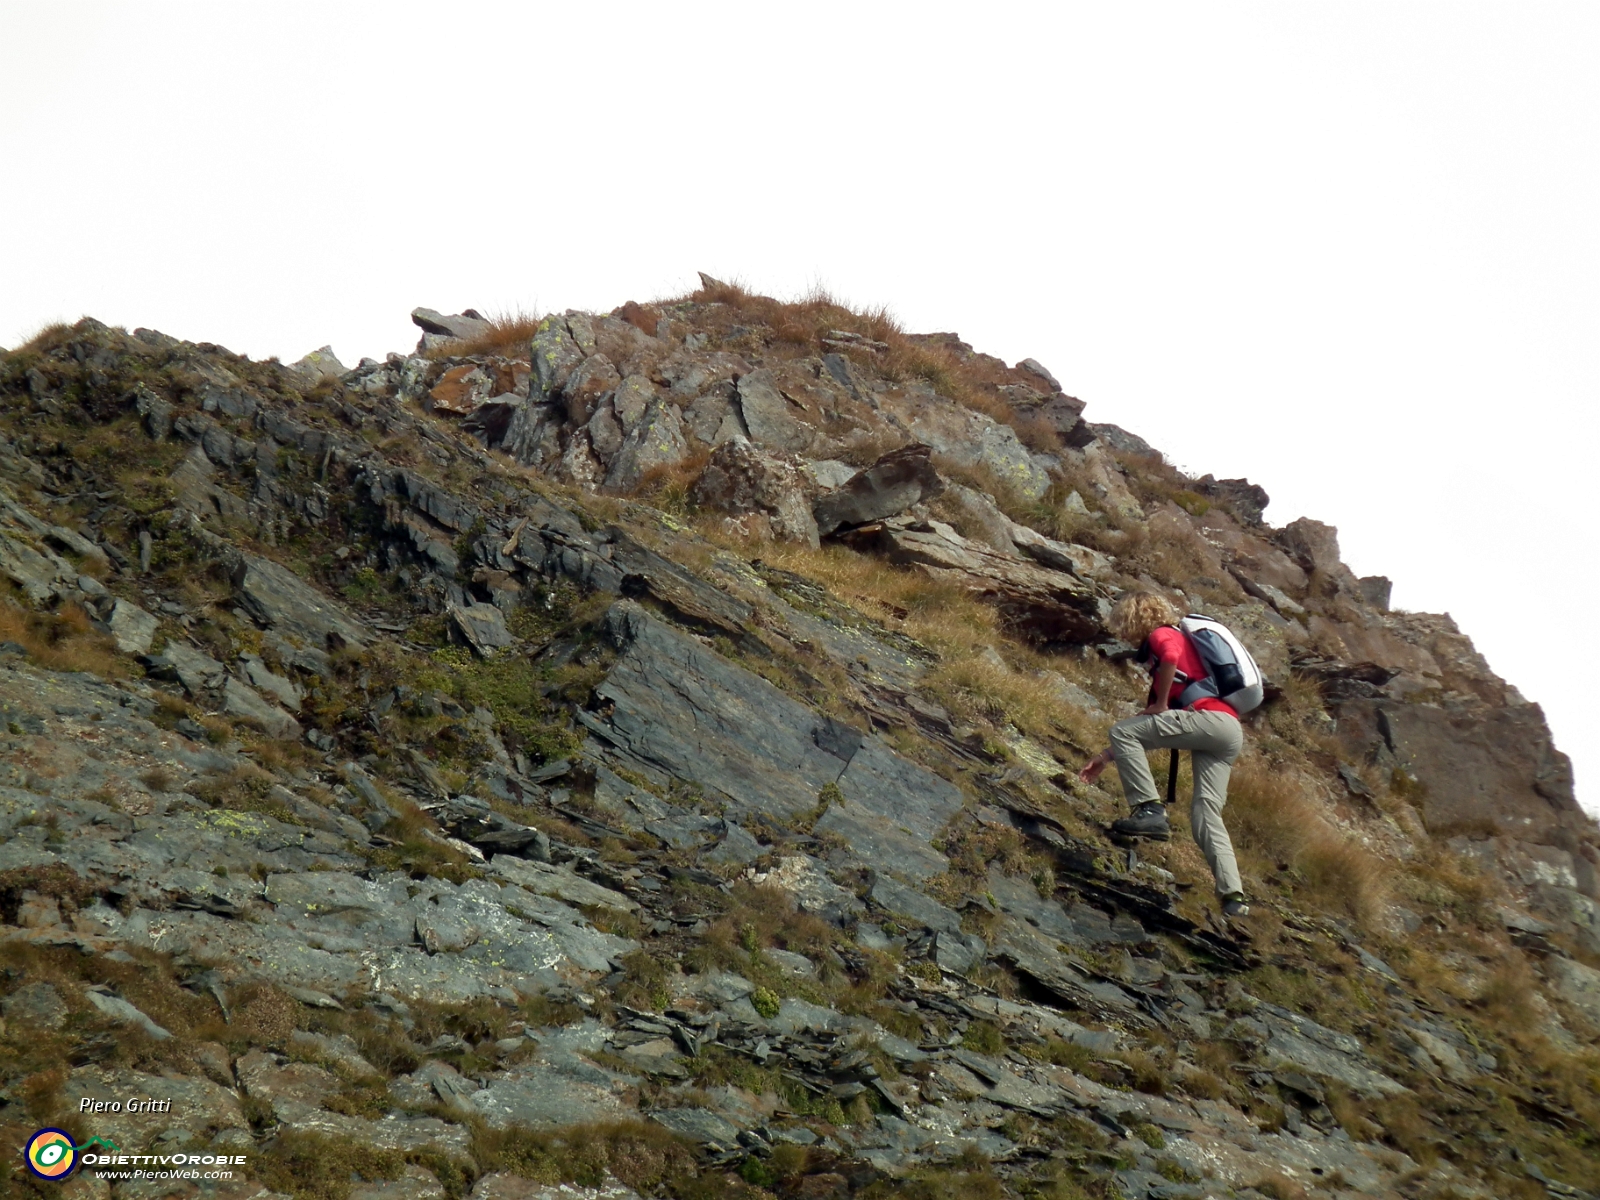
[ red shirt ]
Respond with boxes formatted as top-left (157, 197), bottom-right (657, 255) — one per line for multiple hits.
top-left (1147, 626), bottom-right (1239, 718)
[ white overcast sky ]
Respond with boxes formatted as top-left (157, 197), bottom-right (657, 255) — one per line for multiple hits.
top-left (3, 3), bottom-right (1596, 814)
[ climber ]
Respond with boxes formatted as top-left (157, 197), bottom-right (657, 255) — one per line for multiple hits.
top-left (1078, 591), bottom-right (1250, 918)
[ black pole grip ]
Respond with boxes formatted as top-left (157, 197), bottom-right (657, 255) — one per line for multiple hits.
top-left (1166, 749), bottom-right (1179, 806)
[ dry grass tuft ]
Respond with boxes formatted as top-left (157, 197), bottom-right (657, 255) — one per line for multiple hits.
top-left (628, 445), bottom-right (712, 513)
top-left (423, 307), bottom-right (545, 360)
top-left (4, 320), bottom-right (75, 357)
top-left (0, 598), bottom-right (126, 678)
top-left (1249, 1172), bottom-right (1310, 1200)
top-left (1226, 760), bottom-right (1389, 928)
top-left (924, 649), bottom-right (1103, 755)
top-left (1474, 954), bottom-right (1538, 1023)
top-left (1397, 844), bottom-right (1501, 930)
top-left (683, 278), bottom-right (901, 349)
top-left (1114, 1047), bottom-right (1172, 1096)
top-left (470, 1118), bottom-right (744, 1198)
top-left (669, 278), bottom-right (1060, 452)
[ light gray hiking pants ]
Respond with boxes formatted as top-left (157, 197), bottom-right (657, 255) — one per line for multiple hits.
top-left (1109, 709), bottom-right (1244, 897)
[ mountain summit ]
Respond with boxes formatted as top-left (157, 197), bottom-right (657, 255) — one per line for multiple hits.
top-left (0, 279), bottom-right (1594, 1199)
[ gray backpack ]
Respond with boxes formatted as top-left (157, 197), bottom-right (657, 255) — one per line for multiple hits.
top-left (1174, 614), bottom-right (1265, 713)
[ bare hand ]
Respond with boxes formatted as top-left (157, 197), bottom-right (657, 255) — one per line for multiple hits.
top-left (1078, 752), bottom-right (1110, 784)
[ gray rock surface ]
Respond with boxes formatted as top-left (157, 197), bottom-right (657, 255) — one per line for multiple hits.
top-left (604, 398), bottom-right (688, 491)
top-left (222, 677), bottom-right (301, 738)
top-left (530, 316), bottom-right (585, 399)
top-left (230, 550), bottom-right (367, 648)
top-left (291, 345), bottom-right (349, 382)
top-left (737, 368), bottom-right (814, 454)
top-left (64, 1066), bottom-right (245, 1146)
top-left (105, 598), bottom-right (159, 654)
top-left (242, 653), bottom-right (302, 709)
top-left (870, 874), bottom-right (963, 933)
top-left (1548, 956), bottom-right (1600, 1026)
top-left (452, 602), bottom-right (514, 655)
top-left (814, 444), bottom-right (943, 536)
top-left (2, 980), bottom-right (69, 1028)
top-left (691, 438), bottom-right (820, 547)
top-left (586, 603), bottom-right (960, 864)
top-left (490, 856), bottom-right (637, 912)
top-left (412, 307), bottom-right (492, 342)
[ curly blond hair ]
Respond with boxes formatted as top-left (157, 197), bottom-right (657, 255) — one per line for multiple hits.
top-left (1109, 591), bottom-right (1181, 645)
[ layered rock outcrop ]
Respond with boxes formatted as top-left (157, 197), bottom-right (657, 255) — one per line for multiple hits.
top-left (0, 294), bottom-right (1593, 1200)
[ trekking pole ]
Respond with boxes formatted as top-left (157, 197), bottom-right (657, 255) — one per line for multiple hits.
top-left (1166, 749), bottom-right (1179, 807)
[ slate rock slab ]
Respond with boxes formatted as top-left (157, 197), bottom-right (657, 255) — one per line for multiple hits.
top-left (869, 874), bottom-right (962, 934)
top-left (736, 369), bottom-right (814, 454)
top-left (650, 1106), bottom-right (743, 1147)
top-left (243, 654), bottom-right (302, 709)
top-left (1549, 955), bottom-right (1600, 1026)
top-left (223, 678), bottom-right (301, 739)
top-left (1251, 1001), bottom-right (1407, 1099)
top-left (814, 444), bottom-right (943, 537)
top-left (589, 602), bottom-right (961, 878)
top-left (105, 599), bottom-right (160, 654)
top-left (469, 1063), bottom-right (633, 1129)
top-left (2, 980), bottom-right (69, 1029)
top-left (816, 738), bottom-right (962, 881)
top-left (934, 929), bottom-right (987, 974)
top-left (605, 398), bottom-right (689, 491)
top-left (587, 604), bottom-right (853, 819)
top-left (452, 602), bottom-right (514, 655)
top-left (150, 640), bottom-right (227, 694)
top-left (275, 1100), bottom-right (475, 1162)
top-left (289, 346), bottom-right (349, 383)
top-left (412, 307), bottom-right (492, 342)
top-left (84, 989), bottom-right (172, 1039)
top-left (491, 856), bottom-right (638, 912)
top-left (229, 551), bottom-right (367, 648)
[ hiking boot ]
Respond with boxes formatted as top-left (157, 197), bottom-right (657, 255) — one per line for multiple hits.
top-left (1110, 802), bottom-right (1170, 840)
top-left (1221, 893), bottom-right (1251, 919)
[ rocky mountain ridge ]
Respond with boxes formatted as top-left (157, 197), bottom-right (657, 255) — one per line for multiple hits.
top-left (0, 277), bottom-right (1595, 1200)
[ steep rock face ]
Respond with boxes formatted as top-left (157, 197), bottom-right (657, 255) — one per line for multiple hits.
top-left (1333, 696), bottom-right (1580, 839)
top-left (0, 305), bottom-right (1594, 1200)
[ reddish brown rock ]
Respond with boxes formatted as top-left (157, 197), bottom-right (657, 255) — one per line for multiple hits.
top-left (1275, 517), bottom-right (1360, 596)
top-left (427, 365), bottom-right (492, 415)
top-left (1197, 508), bottom-right (1309, 596)
top-left (616, 299), bottom-right (660, 336)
